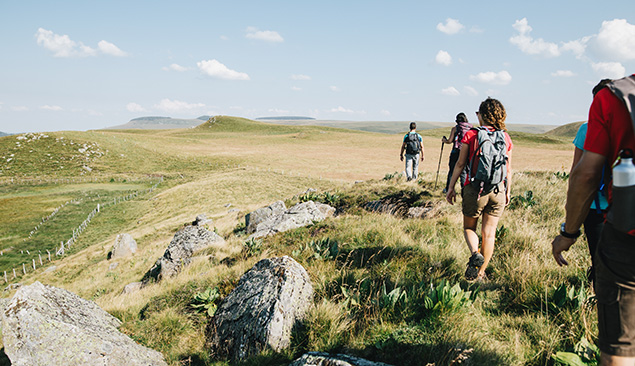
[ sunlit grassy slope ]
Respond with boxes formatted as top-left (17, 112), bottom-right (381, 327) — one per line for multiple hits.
top-left (0, 116), bottom-right (590, 366)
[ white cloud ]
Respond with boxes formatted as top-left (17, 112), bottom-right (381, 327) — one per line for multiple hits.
top-left (87, 109), bottom-right (102, 116)
top-left (220, 35), bottom-right (228, 41)
top-left (291, 86), bottom-right (302, 91)
top-left (435, 50), bottom-right (452, 66)
top-left (437, 18), bottom-right (464, 35)
top-left (11, 106), bottom-right (28, 112)
top-left (98, 40), bottom-right (127, 57)
top-left (470, 26), bottom-right (484, 34)
top-left (562, 39), bottom-right (589, 59)
top-left (464, 86), bottom-right (479, 96)
top-left (591, 62), bottom-right (626, 79)
top-left (154, 99), bottom-right (205, 113)
top-left (245, 27), bottom-right (284, 43)
top-left (197, 59), bottom-right (250, 80)
top-left (593, 19), bottom-right (635, 61)
top-left (291, 74), bottom-right (311, 80)
top-left (40, 105), bottom-right (63, 111)
top-left (509, 18), bottom-right (560, 58)
top-left (331, 106), bottom-right (354, 113)
top-left (380, 110), bottom-right (391, 116)
top-left (551, 70), bottom-right (576, 77)
top-left (126, 102), bottom-right (146, 112)
top-left (330, 86), bottom-right (340, 92)
top-left (470, 71), bottom-right (512, 85)
top-left (35, 28), bottom-right (125, 58)
top-left (441, 87), bottom-right (460, 96)
top-left (163, 63), bottom-right (188, 72)
top-left (268, 108), bottom-right (290, 114)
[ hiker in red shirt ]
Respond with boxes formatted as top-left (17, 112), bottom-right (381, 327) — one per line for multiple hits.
top-left (446, 97), bottom-right (513, 281)
top-left (552, 74), bottom-right (635, 364)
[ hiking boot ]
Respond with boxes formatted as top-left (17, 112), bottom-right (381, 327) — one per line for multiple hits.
top-left (465, 252), bottom-right (485, 281)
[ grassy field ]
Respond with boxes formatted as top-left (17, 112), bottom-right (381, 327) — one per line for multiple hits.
top-left (0, 116), bottom-right (593, 366)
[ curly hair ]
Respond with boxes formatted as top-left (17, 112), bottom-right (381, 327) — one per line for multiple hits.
top-left (478, 97), bottom-right (507, 131)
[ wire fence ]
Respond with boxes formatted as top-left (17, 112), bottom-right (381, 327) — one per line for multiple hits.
top-left (1, 177), bottom-right (163, 284)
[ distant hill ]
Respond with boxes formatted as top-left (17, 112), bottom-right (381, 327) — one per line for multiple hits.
top-left (105, 115), bottom-right (212, 130)
top-left (545, 121), bottom-right (585, 138)
top-left (256, 116), bottom-right (315, 121)
top-left (0, 132), bottom-right (10, 137)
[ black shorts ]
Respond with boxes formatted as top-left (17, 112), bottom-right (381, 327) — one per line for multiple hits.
top-left (594, 222), bottom-right (635, 357)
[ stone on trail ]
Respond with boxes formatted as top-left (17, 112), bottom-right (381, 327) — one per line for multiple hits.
top-left (208, 256), bottom-right (313, 362)
top-left (290, 352), bottom-right (394, 366)
top-left (2, 281), bottom-right (167, 366)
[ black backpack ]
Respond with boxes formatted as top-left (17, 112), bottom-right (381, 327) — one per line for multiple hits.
top-left (405, 133), bottom-right (421, 155)
top-left (468, 127), bottom-right (508, 194)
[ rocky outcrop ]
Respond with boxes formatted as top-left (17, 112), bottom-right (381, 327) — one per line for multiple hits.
top-left (247, 201), bottom-right (335, 239)
top-left (290, 352), bottom-right (394, 366)
top-left (110, 233), bottom-right (137, 259)
top-left (144, 217), bottom-right (225, 282)
top-left (2, 281), bottom-right (167, 366)
top-left (208, 256), bottom-right (313, 362)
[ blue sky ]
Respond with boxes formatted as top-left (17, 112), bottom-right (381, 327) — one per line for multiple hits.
top-left (1, 0), bottom-right (634, 133)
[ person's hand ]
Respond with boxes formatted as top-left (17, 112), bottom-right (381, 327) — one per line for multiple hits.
top-left (421, 155), bottom-right (425, 161)
top-left (400, 155), bottom-right (404, 161)
top-left (551, 235), bottom-right (576, 266)
top-left (442, 137), bottom-right (448, 143)
top-left (505, 191), bottom-right (511, 206)
top-left (446, 187), bottom-right (456, 205)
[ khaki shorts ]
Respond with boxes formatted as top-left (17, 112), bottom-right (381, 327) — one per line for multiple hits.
top-left (461, 183), bottom-right (506, 218)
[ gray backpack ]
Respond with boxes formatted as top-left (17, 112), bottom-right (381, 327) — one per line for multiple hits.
top-left (468, 127), bottom-right (508, 194)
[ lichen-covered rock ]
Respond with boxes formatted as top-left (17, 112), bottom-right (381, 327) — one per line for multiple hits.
top-left (245, 201), bottom-right (287, 235)
top-left (247, 201), bottom-right (335, 239)
top-left (144, 220), bottom-right (225, 282)
top-left (208, 256), bottom-right (313, 362)
top-left (2, 281), bottom-right (167, 366)
top-left (110, 233), bottom-right (137, 259)
top-left (290, 352), bottom-right (394, 366)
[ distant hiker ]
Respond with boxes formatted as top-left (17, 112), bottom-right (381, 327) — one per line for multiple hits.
top-left (442, 112), bottom-right (473, 193)
top-left (446, 98), bottom-right (513, 281)
top-left (400, 122), bottom-right (424, 181)
top-left (569, 79), bottom-right (612, 282)
top-left (552, 74), bottom-right (635, 364)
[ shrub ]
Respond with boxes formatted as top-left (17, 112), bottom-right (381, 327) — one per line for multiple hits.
top-left (191, 287), bottom-right (221, 317)
top-left (509, 190), bottom-right (537, 210)
top-left (422, 280), bottom-right (476, 315)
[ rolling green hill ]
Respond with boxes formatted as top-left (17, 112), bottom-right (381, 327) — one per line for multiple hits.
top-left (545, 121), bottom-right (585, 138)
top-left (0, 116), bottom-right (590, 366)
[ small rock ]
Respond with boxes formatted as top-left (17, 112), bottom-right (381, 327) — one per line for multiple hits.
top-left (290, 352), bottom-right (394, 366)
top-left (121, 282), bottom-right (144, 295)
top-left (110, 234), bottom-right (137, 259)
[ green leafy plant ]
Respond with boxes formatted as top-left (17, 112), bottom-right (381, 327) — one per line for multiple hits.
top-left (191, 287), bottom-right (221, 317)
top-left (383, 172), bottom-right (399, 181)
top-left (547, 283), bottom-right (592, 314)
top-left (380, 282), bottom-right (408, 310)
top-left (340, 285), bottom-right (360, 310)
top-left (509, 190), bottom-right (537, 210)
top-left (293, 237), bottom-right (339, 261)
top-left (242, 237), bottom-right (263, 257)
top-left (495, 225), bottom-right (509, 245)
top-left (554, 171), bottom-right (570, 181)
top-left (423, 280), bottom-right (475, 314)
top-left (552, 336), bottom-right (599, 366)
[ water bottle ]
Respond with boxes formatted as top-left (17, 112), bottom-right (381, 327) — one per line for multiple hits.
top-left (608, 149), bottom-right (635, 234)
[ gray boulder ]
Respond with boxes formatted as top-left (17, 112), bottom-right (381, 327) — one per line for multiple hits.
top-left (248, 201), bottom-right (335, 239)
top-left (2, 281), bottom-right (167, 366)
top-left (290, 352), bottom-right (394, 366)
top-left (144, 220), bottom-right (225, 282)
top-left (110, 233), bottom-right (137, 259)
top-left (208, 256), bottom-right (313, 362)
top-left (245, 200), bottom-right (287, 234)
top-left (121, 282), bottom-right (144, 295)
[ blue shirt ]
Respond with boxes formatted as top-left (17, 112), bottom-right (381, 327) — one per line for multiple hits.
top-left (573, 122), bottom-right (608, 210)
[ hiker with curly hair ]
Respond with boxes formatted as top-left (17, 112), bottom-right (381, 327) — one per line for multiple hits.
top-left (446, 98), bottom-right (513, 281)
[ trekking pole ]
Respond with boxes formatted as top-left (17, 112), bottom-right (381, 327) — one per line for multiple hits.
top-left (434, 137), bottom-right (446, 189)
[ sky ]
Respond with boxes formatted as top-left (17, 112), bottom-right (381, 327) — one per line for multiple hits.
top-left (1, 0), bottom-right (634, 133)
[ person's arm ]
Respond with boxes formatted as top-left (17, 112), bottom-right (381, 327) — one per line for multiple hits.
top-left (445, 143), bottom-right (469, 204)
top-left (571, 147), bottom-right (583, 171)
top-left (419, 136), bottom-right (425, 161)
top-left (505, 149), bottom-right (513, 204)
top-left (551, 150), bottom-right (605, 266)
top-left (400, 141), bottom-right (406, 161)
top-left (442, 127), bottom-right (456, 144)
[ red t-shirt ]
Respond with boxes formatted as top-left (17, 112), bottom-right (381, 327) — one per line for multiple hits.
top-left (460, 126), bottom-right (513, 186)
top-left (584, 79), bottom-right (635, 201)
